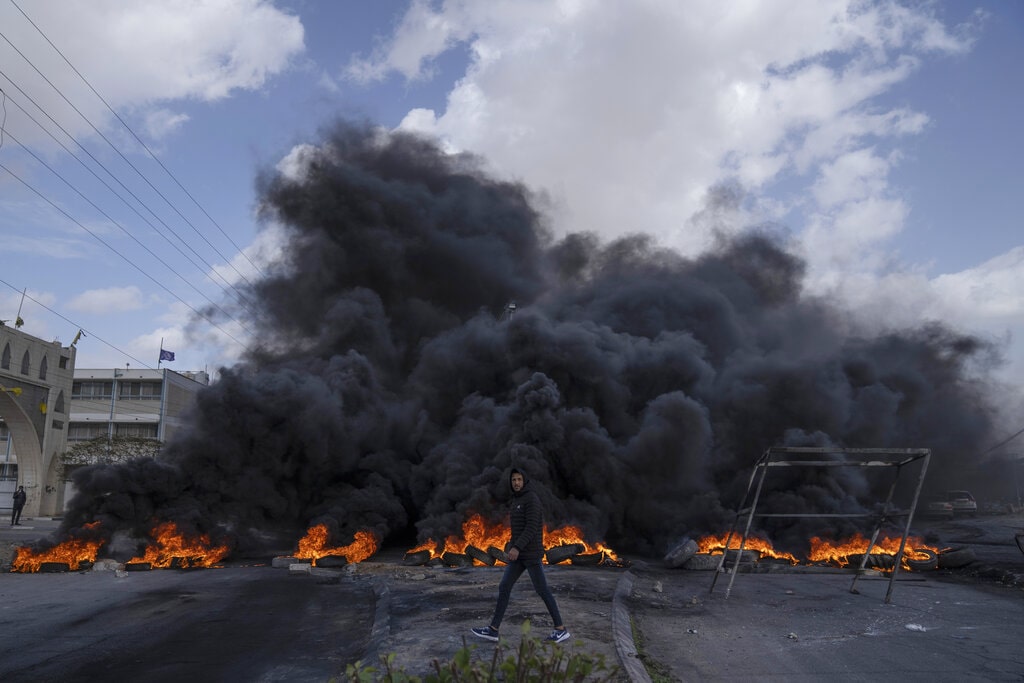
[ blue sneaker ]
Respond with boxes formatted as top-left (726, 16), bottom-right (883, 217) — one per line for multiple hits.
top-left (546, 628), bottom-right (571, 644)
top-left (471, 625), bottom-right (499, 642)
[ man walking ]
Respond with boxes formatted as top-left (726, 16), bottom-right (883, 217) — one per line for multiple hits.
top-left (11, 485), bottom-right (27, 525)
top-left (472, 468), bottom-right (570, 644)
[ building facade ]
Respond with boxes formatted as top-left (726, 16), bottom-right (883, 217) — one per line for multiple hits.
top-left (0, 325), bottom-right (77, 518)
top-left (63, 367), bottom-right (210, 505)
top-left (1, 322), bottom-right (209, 518)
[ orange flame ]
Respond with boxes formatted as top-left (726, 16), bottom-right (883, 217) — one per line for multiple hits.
top-left (12, 521), bottom-right (104, 572)
top-left (808, 533), bottom-right (940, 568)
top-left (697, 533), bottom-right (799, 564)
top-left (126, 521), bottom-right (230, 568)
top-left (294, 524), bottom-right (379, 564)
top-left (696, 532), bottom-right (942, 571)
top-left (408, 513), bottom-right (621, 564)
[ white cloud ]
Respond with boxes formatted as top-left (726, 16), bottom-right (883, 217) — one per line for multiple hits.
top-left (67, 286), bottom-right (145, 314)
top-left (932, 247), bottom-right (1024, 321)
top-left (366, 0), bottom-right (968, 259)
top-left (0, 0), bottom-right (305, 148)
top-left (143, 109), bottom-right (191, 139)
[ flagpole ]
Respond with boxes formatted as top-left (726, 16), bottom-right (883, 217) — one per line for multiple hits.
top-left (158, 337), bottom-right (164, 368)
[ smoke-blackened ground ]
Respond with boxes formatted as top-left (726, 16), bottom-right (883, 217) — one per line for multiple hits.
top-left (59, 120), bottom-right (1005, 560)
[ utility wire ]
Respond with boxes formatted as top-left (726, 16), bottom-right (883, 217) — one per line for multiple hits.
top-left (0, 65), bottom-right (258, 316)
top-left (0, 166), bottom-right (252, 352)
top-left (0, 76), bottom-right (259, 322)
top-left (0, 25), bottom-right (260, 292)
top-left (0, 129), bottom-right (255, 339)
top-left (0, 276), bottom-right (152, 369)
top-left (980, 425), bottom-right (1024, 457)
top-left (7, 0), bottom-right (266, 280)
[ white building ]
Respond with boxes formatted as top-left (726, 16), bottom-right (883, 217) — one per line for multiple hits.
top-left (2, 322), bottom-right (209, 517)
top-left (62, 367), bottom-right (210, 504)
top-left (69, 367), bottom-right (210, 444)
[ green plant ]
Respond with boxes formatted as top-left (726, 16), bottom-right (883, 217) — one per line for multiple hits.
top-left (341, 621), bottom-right (619, 682)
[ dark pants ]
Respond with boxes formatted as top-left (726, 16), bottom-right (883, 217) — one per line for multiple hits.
top-left (490, 556), bottom-right (563, 629)
top-left (12, 505), bottom-right (24, 525)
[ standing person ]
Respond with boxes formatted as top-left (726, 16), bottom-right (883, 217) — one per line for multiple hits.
top-left (11, 485), bottom-right (27, 525)
top-left (472, 468), bottom-right (570, 644)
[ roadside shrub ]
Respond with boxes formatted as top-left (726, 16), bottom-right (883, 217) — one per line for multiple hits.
top-left (341, 621), bottom-right (619, 682)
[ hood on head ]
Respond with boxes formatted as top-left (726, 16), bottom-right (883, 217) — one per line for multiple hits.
top-left (509, 467), bottom-right (529, 494)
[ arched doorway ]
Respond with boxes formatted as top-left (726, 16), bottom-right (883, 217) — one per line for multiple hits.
top-left (0, 389), bottom-right (43, 516)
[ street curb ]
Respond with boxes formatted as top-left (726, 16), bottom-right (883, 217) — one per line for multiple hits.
top-left (612, 570), bottom-right (651, 683)
top-left (361, 579), bottom-right (391, 666)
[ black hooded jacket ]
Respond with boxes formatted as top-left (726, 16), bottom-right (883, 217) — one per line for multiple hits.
top-left (508, 468), bottom-right (544, 560)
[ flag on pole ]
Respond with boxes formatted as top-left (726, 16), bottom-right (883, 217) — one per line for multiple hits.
top-left (159, 349), bottom-right (176, 362)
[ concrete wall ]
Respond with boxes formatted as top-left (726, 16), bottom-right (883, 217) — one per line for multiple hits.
top-left (0, 325), bottom-right (76, 517)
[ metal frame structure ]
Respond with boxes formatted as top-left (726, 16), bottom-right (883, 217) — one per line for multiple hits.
top-left (709, 446), bottom-right (931, 604)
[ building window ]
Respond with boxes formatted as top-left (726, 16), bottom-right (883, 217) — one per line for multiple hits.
top-left (20, 350), bottom-right (30, 375)
top-left (72, 381), bottom-right (113, 400)
top-left (115, 423), bottom-right (158, 439)
top-left (39, 355), bottom-right (48, 380)
top-left (1, 343), bottom-right (9, 369)
top-left (59, 355), bottom-right (69, 369)
top-left (119, 381), bottom-right (162, 400)
top-left (55, 390), bottom-right (66, 414)
top-left (67, 423), bottom-right (108, 441)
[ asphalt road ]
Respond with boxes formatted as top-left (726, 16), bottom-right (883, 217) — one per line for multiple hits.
top-left (0, 560), bottom-right (377, 683)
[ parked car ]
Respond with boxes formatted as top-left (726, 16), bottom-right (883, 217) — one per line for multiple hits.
top-left (944, 490), bottom-right (977, 516)
top-left (921, 497), bottom-right (954, 520)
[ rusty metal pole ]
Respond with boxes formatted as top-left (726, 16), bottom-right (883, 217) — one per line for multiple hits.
top-left (724, 451), bottom-right (771, 599)
top-left (850, 468), bottom-right (901, 594)
top-left (711, 449), bottom-right (768, 595)
top-left (884, 451), bottom-right (929, 604)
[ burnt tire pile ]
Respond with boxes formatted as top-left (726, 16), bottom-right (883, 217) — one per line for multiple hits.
top-left (400, 542), bottom-right (599, 567)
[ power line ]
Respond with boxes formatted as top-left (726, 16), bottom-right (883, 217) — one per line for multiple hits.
top-left (0, 178), bottom-right (251, 352)
top-left (0, 66), bottom-right (259, 318)
top-left (8, 0), bottom-right (266, 280)
top-left (0, 276), bottom-right (152, 369)
top-left (0, 22), bottom-right (261, 291)
top-left (0, 125), bottom-right (256, 337)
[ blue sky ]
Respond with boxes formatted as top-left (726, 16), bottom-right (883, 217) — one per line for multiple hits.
top-left (1, 0), bottom-right (1022, 396)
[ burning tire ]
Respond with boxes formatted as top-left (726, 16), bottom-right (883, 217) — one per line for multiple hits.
top-left (723, 549), bottom-right (760, 567)
top-left (937, 547), bottom-right (976, 569)
top-left (125, 562), bottom-right (152, 571)
top-left (487, 546), bottom-right (509, 564)
top-left (441, 552), bottom-right (472, 568)
top-left (906, 549), bottom-right (938, 572)
top-left (664, 538), bottom-right (698, 568)
top-left (682, 553), bottom-right (722, 571)
top-left (571, 552), bottom-right (604, 566)
top-left (316, 555), bottom-right (349, 568)
top-left (465, 545), bottom-right (495, 566)
top-left (848, 553), bottom-right (892, 569)
top-left (39, 562), bottom-right (70, 573)
top-left (402, 550), bottom-right (431, 566)
top-left (545, 543), bottom-right (585, 565)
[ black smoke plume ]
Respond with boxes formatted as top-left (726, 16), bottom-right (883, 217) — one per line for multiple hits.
top-left (59, 120), bottom-right (1004, 558)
